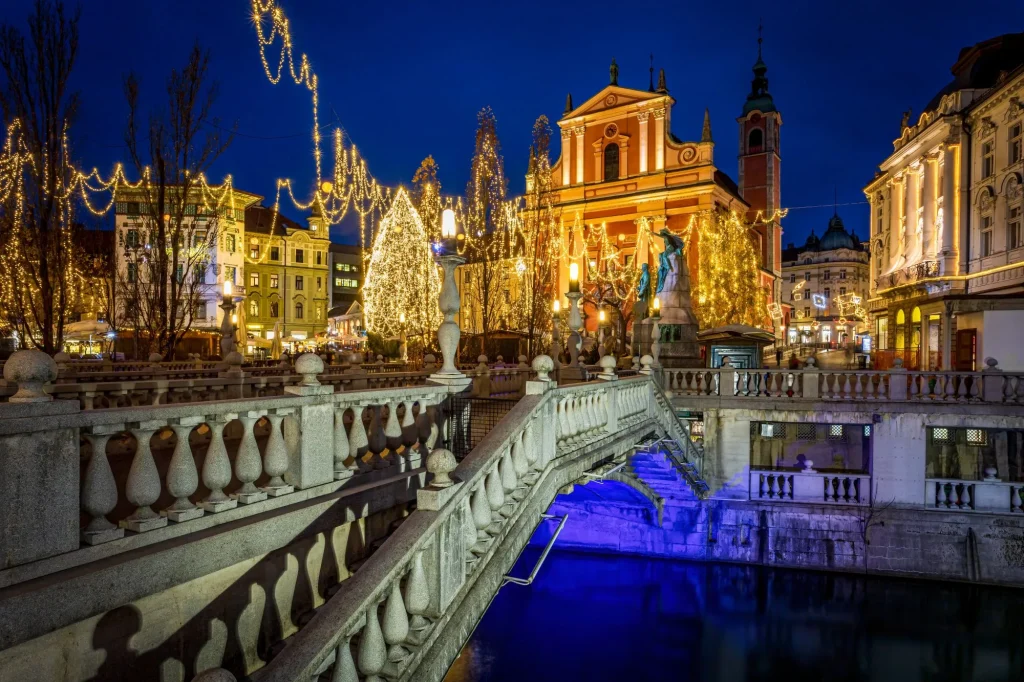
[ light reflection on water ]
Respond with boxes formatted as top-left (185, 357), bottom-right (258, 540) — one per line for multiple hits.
top-left (445, 549), bottom-right (1024, 682)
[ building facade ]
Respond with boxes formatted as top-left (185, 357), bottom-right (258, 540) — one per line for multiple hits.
top-left (243, 206), bottom-right (331, 352)
top-left (781, 213), bottom-right (870, 347)
top-left (328, 243), bottom-right (362, 317)
top-left (865, 32), bottom-right (1024, 371)
top-left (542, 49), bottom-right (783, 338)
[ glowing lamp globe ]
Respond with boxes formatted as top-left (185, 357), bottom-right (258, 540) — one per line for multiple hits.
top-left (553, 299), bottom-right (561, 313)
top-left (223, 280), bottom-right (233, 297)
top-left (441, 209), bottom-right (457, 238)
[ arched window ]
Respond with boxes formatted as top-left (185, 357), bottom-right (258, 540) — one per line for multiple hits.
top-left (911, 307), bottom-right (921, 324)
top-left (604, 144), bottom-right (619, 181)
top-left (748, 128), bottom-right (763, 150)
top-left (895, 309), bottom-right (906, 351)
top-left (249, 299), bottom-right (259, 317)
top-left (295, 302), bottom-right (304, 319)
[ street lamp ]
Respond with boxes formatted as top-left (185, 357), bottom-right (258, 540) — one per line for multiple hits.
top-left (430, 209), bottom-right (468, 387)
top-left (565, 264), bottom-right (583, 368)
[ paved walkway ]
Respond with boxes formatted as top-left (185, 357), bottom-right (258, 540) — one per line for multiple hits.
top-left (764, 349), bottom-right (857, 370)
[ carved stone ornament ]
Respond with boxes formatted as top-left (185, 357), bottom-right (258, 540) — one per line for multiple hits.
top-left (679, 145), bottom-right (698, 164)
top-left (979, 189), bottom-right (995, 211)
top-left (979, 117), bottom-right (997, 137)
top-left (1005, 97), bottom-right (1023, 122)
top-left (604, 94), bottom-right (617, 107)
top-left (1008, 175), bottom-right (1023, 201)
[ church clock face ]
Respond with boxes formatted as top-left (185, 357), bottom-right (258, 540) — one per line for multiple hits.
top-left (604, 124), bottom-right (618, 138)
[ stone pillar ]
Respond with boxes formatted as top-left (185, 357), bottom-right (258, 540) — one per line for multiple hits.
top-left (574, 125), bottom-right (585, 185)
top-left (284, 353), bottom-right (335, 489)
top-left (941, 305), bottom-right (953, 371)
top-left (637, 111), bottom-right (649, 174)
top-left (922, 154), bottom-right (937, 258)
top-left (890, 175), bottom-right (904, 265)
top-left (941, 143), bottom-right (957, 270)
top-left (906, 162), bottom-right (921, 259)
top-left (619, 137), bottom-right (629, 179)
top-left (592, 139), bottom-right (603, 183)
top-left (561, 129), bottom-right (571, 186)
top-left (653, 108), bottom-right (666, 171)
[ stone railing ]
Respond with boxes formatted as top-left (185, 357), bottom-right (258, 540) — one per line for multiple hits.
top-left (0, 350), bottom-right (459, 574)
top-left (750, 470), bottom-right (871, 506)
top-left (875, 259), bottom-right (940, 292)
top-left (662, 359), bottom-right (1024, 405)
top-left (233, 372), bottom-right (674, 682)
top-left (925, 478), bottom-right (1024, 513)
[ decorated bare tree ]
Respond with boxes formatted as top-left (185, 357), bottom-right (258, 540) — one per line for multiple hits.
top-left (0, 0), bottom-right (82, 353)
top-left (119, 43), bottom-right (234, 359)
top-left (522, 115), bottom-right (558, 357)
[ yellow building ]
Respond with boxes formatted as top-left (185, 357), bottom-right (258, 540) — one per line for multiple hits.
top-left (243, 206), bottom-right (331, 353)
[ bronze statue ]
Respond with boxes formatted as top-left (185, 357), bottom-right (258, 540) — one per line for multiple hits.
top-left (610, 58), bottom-right (619, 86)
top-left (636, 263), bottom-right (651, 302)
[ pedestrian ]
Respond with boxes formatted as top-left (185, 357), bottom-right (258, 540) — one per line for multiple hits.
top-left (775, 347), bottom-right (782, 367)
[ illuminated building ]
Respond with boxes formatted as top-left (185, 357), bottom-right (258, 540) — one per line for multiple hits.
top-left (865, 32), bottom-right (1024, 370)
top-left (327, 244), bottom-right (364, 346)
top-left (781, 213), bottom-right (870, 347)
top-left (540, 43), bottom-right (784, 338)
top-left (243, 205), bottom-right (331, 352)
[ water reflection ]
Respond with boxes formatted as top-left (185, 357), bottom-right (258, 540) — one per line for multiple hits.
top-left (445, 550), bottom-right (1024, 682)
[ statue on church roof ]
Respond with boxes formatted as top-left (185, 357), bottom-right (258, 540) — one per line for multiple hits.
top-left (901, 108), bottom-right (912, 131)
top-left (655, 228), bottom-right (685, 294)
top-left (636, 263), bottom-right (651, 302)
top-left (610, 58), bottom-right (619, 86)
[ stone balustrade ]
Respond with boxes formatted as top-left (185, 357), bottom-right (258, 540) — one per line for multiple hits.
top-left (663, 359), bottom-right (1024, 405)
top-left (750, 470), bottom-right (871, 506)
top-left (926, 478), bottom-right (1024, 513)
top-left (233, 373), bottom-right (667, 682)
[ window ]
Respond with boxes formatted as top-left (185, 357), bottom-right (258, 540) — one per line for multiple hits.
top-left (316, 251), bottom-right (322, 265)
top-left (192, 264), bottom-right (205, 284)
top-left (249, 299), bottom-right (259, 316)
top-left (839, 270), bottom-right (847, 280)
top-left (295, 275), bottom-right (303, 291)
top-left (982, 140), bottom-right (994, 178)
top-left (982, 215), bottom-right (994, 257)
top-left (335, 262), bottom-right (343, 271)
top-left (803, 306), bottom-right (810, 318)
top-left (126, 229), bottom-right (139, 248)
top-left (823, 270), bottom-right (831, 280)
top-left (1009, 205), bottom-right (1022, 250)
top-left (877, 317), bottom-right (888, 350)
top-left (175, 264), bottom-right (184, 284)
top-left (194, 302), bottom-right (206, 320)
top-left (270, 274), bottom-right (279, 289)
top-left (751, 421), bottom-right (870, 473)
top-left (840, 287), bottom-right (846, 296)
top-left (337, 278), bottom-right (358, 288)
top-left (250, 272), bottom-right (260, 287)
top-left (127, 262), bottom-right (137, 283)
top-left (335, 277), bottom-right (343, 287)
top-left (295, 249), bottom-right (304, 264)
top-left (804, 272), bottom-right (811, 281)
top-left (270, 246), bottom-right (280, 261)
top-left (270, 301), bottom-right (279, 317)
top-left (226, 266), bottom-right (237, 283)
top-left (748, 128), bottom-right (763, 150)
top-left (1010, 123), bottom-right (1022, 165)
top-left (925, 426), bottom-right (1024, 481)
top-left (789, 273), bottom-right (796, 283)
top-left (226, 234), bottom-right (236, 253)
top-left (295, 302), bottom-right (304, 319)
top-left (250, 244), bottom-right (260, 259)
top-left (876, 201), bottom-right (884, 233)
top-left (604, 143), bottom-right (619, 182)
top-left (316, 276), bottom-right (322, 291)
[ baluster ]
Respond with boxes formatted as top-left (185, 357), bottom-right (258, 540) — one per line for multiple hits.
top-left (945, 373), bottom-right (958, 402)
top-left (357, 603), bottom-right (387, 682)
top-left (758, 473), bottom-right (766, 499)
top-left (932, 374), bottom-right (945, 402)
top-left (384, 402), bottom-right (403, 467)
top-left (400, 401), bottom-right (418, 463)
top-left (1015, 376), bottom-right (1024, 403)
top-left (865, 374), bottom-right (876, 400)
top-left (766, 474), bottom-right (777, 499)
top-left (81, 430), bottom-right (124, 544)
top-left (969, 375), bottom-right (980, 401)
top-left (511, 433), bottom-right (529, 482)
top-left (233, 413), bottom-right (267, 504)
top-left (461, 495), bottom-right (478, 557)
top-left (200, 416), bottom-right (236, 512)
top-left (485, 466), bottom-right (506, 524)
top-left (831, 477), bottom-right (840, 503)
top-left (1013, 485), bottom-right (1023, 512)
top-left (262, 412), bottom-right (293, 496)
top-left (349, 405), bottom-right (371, 473)
top-left (957, 375), bottom-right (969, 402)
top-left (842, 477), bottom-right (852, 503)
top-left (121, 424), bottom-right (167, 532)
top-left (334, 405), bottom-right (352, 479)
top-left (382, 580), bottom-right (410, 668)
top-left (940, 482), bottom-right (951, 508)
top-left (406, 550), bottom-right (431, 637)
top-left (909, 374), bottom-right (920, 399)
top-left (471, 483), bottom-right (492, 548)
top-left (523, 422), bottom-right (540, 478)
top-left (823, 476), bottom-right (830, 503)
top-left (332, 637), bottom-right (358, 682)
top-left (853, 477), bottom-right (862, 503)
top-left (164, 420), bottom-right (203, 521)
top-left (842, 374), bottom-right (853, 399)
top-left (368, 406), bottom-right (388, 469)
top-left (501, 447), bottom-right (521, 503)
top-left (964, 484), bottom-right (974, 510)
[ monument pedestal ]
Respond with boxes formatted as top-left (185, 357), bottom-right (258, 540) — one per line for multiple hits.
top-left (639, 238), bottom-right (701, 368)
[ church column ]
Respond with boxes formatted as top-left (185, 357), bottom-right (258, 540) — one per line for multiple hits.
top-left (574, 126), bottom-right (586, 185)
top-left (889, 176), bottom-right (903, 267)
top-left (653, 108), bottom-right (666, 171)
top-left (637, 111), bottom-right (650, 174)
top-left (634, 217), bottom-right (651, 273)
top-left (922, 153), bottom-right (937, 259)
top-left (906, 161), bottom-right (921, 260)
top-left (940, 140), bottom-right (957, 273)
top-left (592, 139), bottom-right (603, 183)
top-left (561, 129), bottom-right (571, 186)
top-left (619, 136), bottom-right (629, 179)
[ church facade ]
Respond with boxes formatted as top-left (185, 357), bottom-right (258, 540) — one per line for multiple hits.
top-left (542, 46), bottom-right (785, 342)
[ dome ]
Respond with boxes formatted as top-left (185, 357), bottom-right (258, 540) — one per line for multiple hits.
top-left (818, 214), bottom-right (855, 251)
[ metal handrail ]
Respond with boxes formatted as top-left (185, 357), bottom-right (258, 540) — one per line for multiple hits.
top-left (649, 376), bottom-right (709, 497)
top-left (502, 514), bottom-right (568, 587)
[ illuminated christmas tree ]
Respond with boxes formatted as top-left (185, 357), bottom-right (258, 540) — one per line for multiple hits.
top-left (362, 187), bottom-right (442, 341)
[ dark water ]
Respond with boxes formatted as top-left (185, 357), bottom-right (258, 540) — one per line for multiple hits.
top-left (445, 549), bottom-right (1024, 682)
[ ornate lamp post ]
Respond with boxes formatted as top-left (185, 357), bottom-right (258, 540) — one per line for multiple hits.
top-left (566, 262), bottom-right (583, 369)
top-left (429, 209), bottom-right (470, 389)
top-left (549, 298), bottom-right (562, 365)
top-left (398, 312), bottom-right (408, 363)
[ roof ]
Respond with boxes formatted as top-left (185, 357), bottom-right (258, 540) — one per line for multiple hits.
top-left (784, 211), bottom-right (866, 259)
top-left (923, 32), bottom-right (1024, 113)
top-left (697, 324), bottom-right (775, 343)
top-left (244, 205), bottom-right (305, 236)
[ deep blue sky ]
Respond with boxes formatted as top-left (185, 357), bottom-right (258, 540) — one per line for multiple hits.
top-left (1, 0), bottom-right (1017, 246)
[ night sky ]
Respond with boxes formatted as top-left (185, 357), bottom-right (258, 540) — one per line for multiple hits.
top-left (0, 0), bottom-right (1017, 246)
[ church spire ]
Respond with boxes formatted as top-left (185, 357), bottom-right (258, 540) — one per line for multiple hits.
top-left (648, 53), bottom-right (655, 92)
top-left (701, 108), bottom-right (713, 143)
top-left (564, 92), bottom-right (573, 116)
top-left (656, 68), bottom-right (667, 93)
top-left (743, 20), bottom-right (776, 115)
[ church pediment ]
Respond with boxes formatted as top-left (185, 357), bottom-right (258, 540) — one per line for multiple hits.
top-left (562, 86), bottom-right (672, 122)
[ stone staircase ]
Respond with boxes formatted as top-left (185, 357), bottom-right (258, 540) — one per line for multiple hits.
top-left (627, 440), bottom-right (709, 503)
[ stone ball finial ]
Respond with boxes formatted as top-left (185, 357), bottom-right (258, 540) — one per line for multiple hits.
top-left (53, 351), bottom-right (71, 368)
top-left (599, 355), bottom-right (617, 375)
top-left (148, 352), bottom-right (163, 363)
top-left (376, 354), bottom-right (384, 363)
top-left (423, 353), bottom-right (436, 367)
top-left (640, 354), bottom-right (653, 368)
top-left (892, 357), bottom-right (902, 369)
top-left (984, 357), bottom-right (999, 370)
top-left (804, 356), bottom-right (817, 368)
top-left (426, 447), bottom-right (458, 488)
top-left (477, 354), bottom-right (488, 364)
top-left (518, 354), bottom-right (528, 367)
top-left (532, 354), bottom-right (554, 382)
top-left (632, 356), bottom-right (641, 370)
top-left (224, 351), bottom-right (244, 368)
top-left (721, 356), bottom-right (733, 368)
top-left (192, 669), bottom-right (237, 682)
top-left (295, 352), bottom-right (324, 386)
top-left (3, 349), bottom-right (57, 403)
